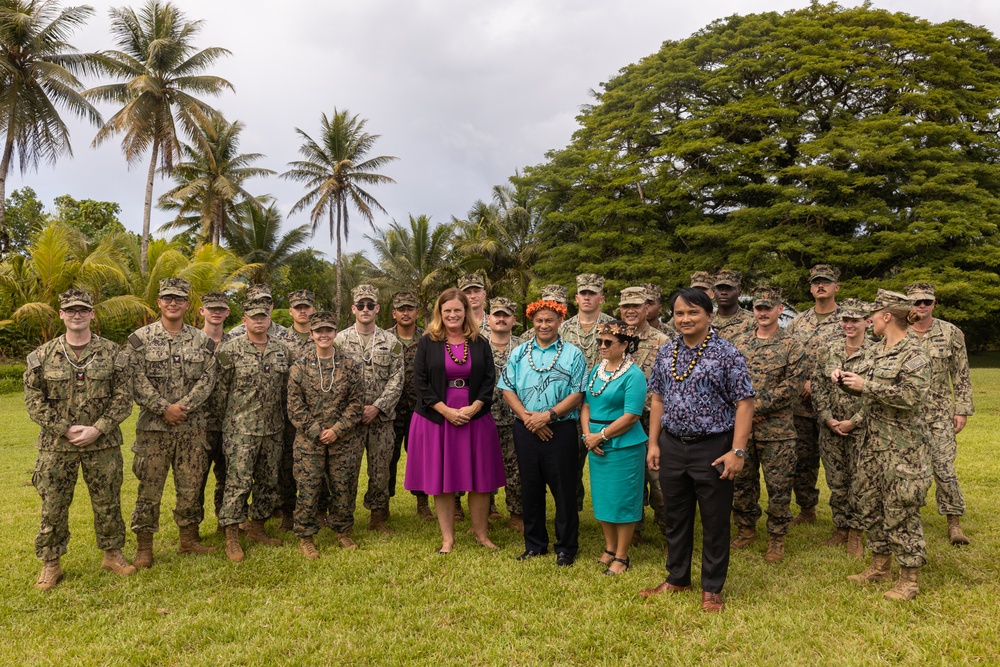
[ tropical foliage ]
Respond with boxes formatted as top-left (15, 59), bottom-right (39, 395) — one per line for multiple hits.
top-left (223, 197), bottom-right (311, 286)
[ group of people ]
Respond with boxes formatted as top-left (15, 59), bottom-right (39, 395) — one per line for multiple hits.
top-left (24, 265), bottom-right (973, 613)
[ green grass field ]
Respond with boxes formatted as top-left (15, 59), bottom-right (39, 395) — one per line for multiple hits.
top-left (1, 370), bottom-right (998, 666)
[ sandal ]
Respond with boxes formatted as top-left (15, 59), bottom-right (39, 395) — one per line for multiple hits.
top-left (604, 557), bottom-right (631, 575)
top-left (598, 549), bottom-right (615, 566)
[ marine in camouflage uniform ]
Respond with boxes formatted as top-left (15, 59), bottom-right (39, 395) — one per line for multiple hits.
top-left (521, 284), bottom-right (567, 343)
top-left (127, 278), bottom-right (219, 566)
top-left (459, 273), bottom-right (490, 335)
top-left (287, 312), bottom-right (365, 553)
top-left (643, 283), bottom-right (671, 335)
top-left (24, 289), bottom-right (136, 589)
top-left (784, 264), bottom-right (845, 525)
top-left (335, 284), bottom-right (404, 531)
top-left (906, 282), bottom-right (975, 545)
top-left (710, 271), bottom-right (755, 342)
top-left (199, 291), bottom-right (231, 531)
top-left (486, 298), bottom-right (524, 525)
top-left (222, 284), bottom-right (298, 345)
top-left (730, 286), bottom-right (807, 562)
top-left (811, 298), bottom-right (874, 553)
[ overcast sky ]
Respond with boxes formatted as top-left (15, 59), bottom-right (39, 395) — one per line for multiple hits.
top-left (11, 0), bottom-right (1000, 260)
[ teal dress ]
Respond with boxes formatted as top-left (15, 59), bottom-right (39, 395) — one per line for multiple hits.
top-left (584, 362), bottom-right (648, 523)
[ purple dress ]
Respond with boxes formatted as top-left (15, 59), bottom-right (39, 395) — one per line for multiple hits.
top-left (404, 343), bottom-right (506, 494)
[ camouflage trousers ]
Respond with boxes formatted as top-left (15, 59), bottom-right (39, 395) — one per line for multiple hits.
top-left (792, 414), bottom-right (821, 511)
top-left (293, 434), bottom-right (364, 536)
top-left (818, 427), bottom-right (862, 530)
top-left (131, 429), bottom-right (211, 533)
top-left (218, 432), bottom-right (282, 526)
top-left (198, 430), bottom-right (227, 521)
top-left (854, 444), bottom-right (931, 568)
top-left (33, 447), bottom-right (126, 561)
top-left (493, 424), bottom-right (522, 515)
top-left (733, 438), bottom-right (796, 536)
top-left (927, 421), bottom-right (966, 516)
top-left (391, 411), bottom-right (422, 499)
top-left (360, 420), bottom-right (395, 514)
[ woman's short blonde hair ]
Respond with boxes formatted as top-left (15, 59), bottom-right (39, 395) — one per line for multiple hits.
top-left (426, 288), bottom-right (481, 342)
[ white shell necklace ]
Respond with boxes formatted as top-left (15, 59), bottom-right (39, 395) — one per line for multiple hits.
top-left (588, 356), bottom-right (634, 396)
top-left (352, 324), bottom-right (376, 363)
top-left (60, 336), bottom-right (97, 371)
top-left (316, 349), bottom-right (337, 393)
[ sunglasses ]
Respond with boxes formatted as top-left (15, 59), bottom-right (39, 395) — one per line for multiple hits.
top-left (914, 299), bottom-right (934, 307)
top-left (597, 338), bottom-right (619, 348)
top-left (160, 296), bottom-right (188, 304)
top-left (355, 302), bottom-right (377, 311)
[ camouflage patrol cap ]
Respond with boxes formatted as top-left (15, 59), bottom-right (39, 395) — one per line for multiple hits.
top-left (713, 270), bottom-right (741, 288)
top-left (59, 288), bottom-right (93, 310)
top-left (158, 278), bottom-right (191, 298)
top-left (872, 289), bottom-right (914, 315)
top-left (689, 271), bottom-right (714, 290)
top-left (540, 284), bottom-right (568, 304)
top-left (618, 286), bottom-right (648, 307)
top-left (905, 282), bottom-right (935, 301)
top-left (352, 284), bottom-right (379, 304)
top-left (246, 284), bottom-right (274, 301)
top-left (642, 283), bottom-right (662, 301)
top-left (309, 311), bottom-right (338, 330)
top-left (809, 264), bottom-right (841, 283)
top-left (840, 298), bottom-right (871, 320)
top-left (457, 273), bottom-right (486, 291)
top-left (200, 292), bottom-right (229, 308)
top-left (751, 285), bottom-right (783, 308)
top-left (392, 290), bottom-right (419, 308)
top-left (576, 273), bottom-right (605, 293)
top-left (243, 298), bottom-right (271, 318)
top-left (489, 297), bottom-right (517, 316)
top-left (288, 289), bottom-right (315, 308)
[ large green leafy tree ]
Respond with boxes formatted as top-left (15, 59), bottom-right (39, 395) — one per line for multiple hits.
top-left (518, 3), bottom-right (1000, 343)
top-left (282, 108), bottom-right (397, 319)
top-left (3, 186), bottom-right (46, 255)
top-left (0, 0), bottom-right (101, 257)
top-left (53, 193), bottom-right (126, 240)
top-left (86, 0), bottom-right (232, 274)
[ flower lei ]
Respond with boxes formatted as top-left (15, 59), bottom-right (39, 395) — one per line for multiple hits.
top-left (526, 299), bottom-right (568, 320)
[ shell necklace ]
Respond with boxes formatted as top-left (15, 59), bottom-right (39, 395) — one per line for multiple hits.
top-left (671, 331), bottom-right (713, 382)
top-left (353, 324), bottom-right (376, 363)
top-left (588, 356), bottom-right (633, 397)
top-left (446, 340), bottom-right (469, 364)
top-left (60, 336), bottom-right (97, 371)
top-left (527, 337), bottom-right (563, 373)
top-left (316, 349), bottom-right (337, 393)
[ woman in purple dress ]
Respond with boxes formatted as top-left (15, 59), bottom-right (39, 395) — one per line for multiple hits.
top-left (405, 288), bottom-right (506, 553)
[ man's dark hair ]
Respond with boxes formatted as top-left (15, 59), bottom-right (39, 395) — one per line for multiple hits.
top-left (669, 287), bottom-right (713, 315)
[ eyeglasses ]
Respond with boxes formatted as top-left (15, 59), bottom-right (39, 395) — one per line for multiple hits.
top-left (160, 296), bottom-right (188, 304)
top-left (355, 302), bottom-right (377, 311)
top-left (597, 338), bottom-right (618, 348)
top-left (63, 308), bottom-right (92, 316)
top-left (914, 299), bottom-right (934, 307)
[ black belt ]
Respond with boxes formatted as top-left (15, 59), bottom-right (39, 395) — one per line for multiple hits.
top-left (589, 418), bottom-right (615, 425)
top-left (446, 379), bottom-right (468, 388)
top-left (664, 430), bottom-right (725, 445)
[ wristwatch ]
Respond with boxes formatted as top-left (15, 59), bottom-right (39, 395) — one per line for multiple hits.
top-left (549, 409), bottom-right (558, 422)
top-left (732, 448), bottom-right (746, 458)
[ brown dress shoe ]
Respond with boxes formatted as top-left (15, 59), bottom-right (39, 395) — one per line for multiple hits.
top-left (639, 580), bottom-right (692, 598)
top-left (701, 591), bottom-right (725, 612)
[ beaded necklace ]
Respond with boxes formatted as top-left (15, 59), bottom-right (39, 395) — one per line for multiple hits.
top-left (671, 331), bottom-right (713, 382)
top-left (446, 340), bottom-right (469, 364)
top-left (59, 336), bottom-right (97, 371)
top-left (527, 337), bottom-right (563, 373)
top-left (316, 349), bottom-right (337, 393)
top-left (352, 324), bottom-right (376, 363)
top-left (588, 356), bottom-right (634, 397)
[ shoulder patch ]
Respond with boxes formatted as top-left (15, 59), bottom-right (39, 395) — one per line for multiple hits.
top-left (391, 342), bottom-right (403, 356)
top-left (217, 351), bottom-right (232, 368)
top-left (26, 351), bottom-right (41, 370)
top-left (128, 333), bottom-right (143, 350)
top-left (115, 349), bottom-right (130, 369)
top-left (903, 355), bottom-right (928, 373)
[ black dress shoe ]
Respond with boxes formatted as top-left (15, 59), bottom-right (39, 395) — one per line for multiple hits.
top-left (516, 549), bottom-right (546, 561)
top-left (556, 553), bottom-right (575, 567)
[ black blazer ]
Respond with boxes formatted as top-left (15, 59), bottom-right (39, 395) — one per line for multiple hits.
top-left (412, 334), bottom-right (495, 425)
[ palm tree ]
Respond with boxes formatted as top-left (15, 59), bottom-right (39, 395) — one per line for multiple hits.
top-left (0, 0), bottom-right (102, 255)
top-left (282, 108), bottom-right (397, 318)
top-left (366, 214), bottom-right (453, 322)
top-left (86, 0), bottom-right (233, 273)
top-left (223, 197), bottom-right (311, 285)
top-left (157, 115), bottom-right (274, 246)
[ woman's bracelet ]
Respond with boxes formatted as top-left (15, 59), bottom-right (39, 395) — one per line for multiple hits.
top-left (600, 428), bottom-right (608, 442)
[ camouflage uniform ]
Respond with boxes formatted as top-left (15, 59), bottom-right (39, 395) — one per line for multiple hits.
top-left (215, 328), bottom-right (290, 527)
top-left (731, 312), bottom-right (807, 537)
top-left (711, 309), bottom-right (755, 342)
top-left (25, 329), bottom-right (133, 561)
top-left (389, 321), bottom-right (424, 497)
top-left (199, 291), bottom-right (230, 524)
top-left (287, 347), bottom-right (365, 536)
top-left (487, 302), bottom-right (523, 516)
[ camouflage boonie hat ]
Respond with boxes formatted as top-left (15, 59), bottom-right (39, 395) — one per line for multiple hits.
top-left (840, 298), bottom-right (871, 320)
top-left (246, 284), bottom-right (273, 301)
top-left (242, 298), bottom-right (271, 318)
top-left (457, 273), bottom-right (486, 291)
top-left (59, 288), bottom-right (93, 310)
top-left (576, 273), bottom-right (605, 293)
top-left (689, 271), bottom-right (714, 290)
top-left (288, 289), bottom-right (315, 308)
top-left (618, 286), bottom-right (648, 307)
top-left (751, 285), bottom-right (783, 308)
top-left (905, 282), bottom-right (935, 301)
top-left (713, 270), bottom-right (741, 288)
top-left (489, 297), bottom-right (517, 316)
top-left (642, 283), bottom-right (662, 301)
top-left (809, 264), bottom-right (841, 283)
top-left (352, 284), bottom-right (379, 304)
top-left (392, 290), bottom-right (419, 308)
top-left (540, 284), bottom-right (568, 304)
top-left (201, 292), bottom-right (229, 308)
top-left (158, 278), bottom-right (191, 298)
top-left (872, 289), bottom-right (914, 315)
top-left (309, 311), bottom-right (338, 330)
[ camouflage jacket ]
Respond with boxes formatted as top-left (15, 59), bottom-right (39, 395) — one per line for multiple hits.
top-left (812, 337), bottom-right (875, 425)
top-left (216, 334), bottom-right (291, 436)
top-left (711, 308), bottom-right (756, 342)
top-left (488, 333), bottom-right (522, 426)
top-left (287, 351), bottom-right (364, 455)
top-left (390, 324), bottom-right (424, 419)
top-left (24, 335), bottom-right (133, 452)
top-left (910, 318), bottom-right (975, 423)
top-left (560, 312), bottom-right (614, 370)
top-left (785, 305), bottom-right (845, 416)
top-left (334, 325), bottom-right (404, 421)
top-left (732, 327), bottom-right (808, 441)
top-left (224, 320), bottom-right (296, 345)
top-left (284, 327), bottom-right (317, 363)
top-left (203, 333), bottom-right (226, 432)
top-left (127, 321), bottom-right (218, 432)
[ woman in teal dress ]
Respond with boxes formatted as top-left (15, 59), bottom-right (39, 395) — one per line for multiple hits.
top-left (581, 321), bottom-right (648, 575)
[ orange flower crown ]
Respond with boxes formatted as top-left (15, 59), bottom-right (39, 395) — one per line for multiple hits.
top-left (526, 299), bottom-right (568, 319)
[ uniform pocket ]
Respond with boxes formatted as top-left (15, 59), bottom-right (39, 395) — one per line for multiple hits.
top-left (145, 349), bottom-right (170, 378)
top-left (86, 362), bottom-right (114, 398)
top-left (43, 367), bottom-right (72, 400)
top-left (888, 460), bottom-right (931, 511)
top-left (183, 348), bottom-right (208, 380)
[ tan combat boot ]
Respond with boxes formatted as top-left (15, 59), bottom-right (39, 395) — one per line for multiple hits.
top-left (278, 512), bottom-right (294, 533)
top-left (133, 531), bottom-right (154, 569)
top-left (178, 525), bottom-right (216, 555)
top-left (224, 525), bottom-right (245, 562)
top-left (367, 510), bottom-right (394, 534)
top-left (507, 513), bottom-right (524, 534)
top-left (416, 495), bottom-right (435, 522)
top-left (35, 559), bottom-right (63, 591)
top-left (789, 507), bottom-right (817, 527)
top-left (102, 549), bottom-right (137, 576)
top-left (298, 537), bottom-right (319, 559)
top-left (847, 553), bottom-right (892, 584)
top-left (947, 516), bottom-right (970, 545)
top-left (730, 527), bottom-right (756, 549)
top-left (246, 519), bottom-right (282, 546)
top-left (337, 532), bottom-right (359, 550)
top-left (764, 534), bottom-right (785, 563)
top-left (884, 566), bottom-right (920, 601)
top-left (846, 529), bottom-right (864, 558)
top-left (820, 527), bottom-right (849, 547)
